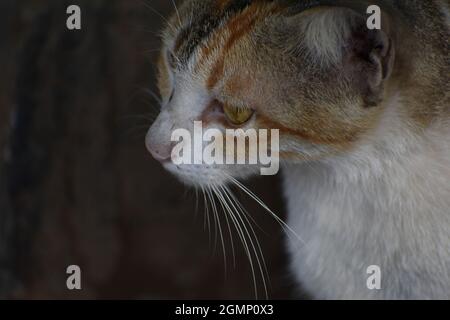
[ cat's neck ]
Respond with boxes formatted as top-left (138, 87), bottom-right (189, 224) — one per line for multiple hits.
top-left (282, 92), bottom-right (450, 221)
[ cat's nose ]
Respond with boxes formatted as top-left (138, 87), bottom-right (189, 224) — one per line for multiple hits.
top-left (145, 133), bottom-right (172, 162)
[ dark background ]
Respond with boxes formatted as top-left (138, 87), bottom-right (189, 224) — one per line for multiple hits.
top-left (0, 0), bottom-right (298, 299)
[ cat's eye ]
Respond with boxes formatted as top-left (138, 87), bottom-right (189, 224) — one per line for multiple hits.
top-left (223, 103), bottom-right (254, 125)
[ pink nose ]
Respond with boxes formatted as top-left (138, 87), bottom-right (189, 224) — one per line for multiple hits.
top-left (145, 134), bottom-right (172, 162)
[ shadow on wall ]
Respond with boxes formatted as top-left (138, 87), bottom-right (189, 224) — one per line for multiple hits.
top-left (0, 0), bottom-right (299, 299)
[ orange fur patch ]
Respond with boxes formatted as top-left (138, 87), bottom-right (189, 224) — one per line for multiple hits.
top-left (204, 3), bottom-right (282, 89)
top-left (257, 113), bottom-right (357, 146)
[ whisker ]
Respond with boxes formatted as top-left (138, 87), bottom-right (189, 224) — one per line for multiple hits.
top-left (227, 175), bottom-right (305, 248)
top-left (142, 48), bottom-right (164, 54)
top-left (140, 0), bottom-right (178, 34)
top-left (201, 186), bottom-right (212, 247)
top-left (212, 185), bottom-right (259, 299)
top-left (194, 187), bottom-right (200, 220)
top-left (121, 125), bottom-right (151, 140)
top-left (227, 185), bottom-right (269, 236)
top-left (142, 88), bottom-right (162, 106)
top-left (170, 0), bottom-right (182, 27)
top-left (209, 187), bottom-right (219, 256)
top-left (224, 185), bottom-right (270, 288)
top-left (219, 185), bottom-right (268, 300)
top-left (215, 188), bottom-right (237, 269)
top-left (121, 114), bottom-right (155, 122)
top-left (206, 187), bottom-right (227, 274)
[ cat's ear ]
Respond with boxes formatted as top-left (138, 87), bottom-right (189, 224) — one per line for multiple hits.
top-left (284, 7), bottom-right (395, 106)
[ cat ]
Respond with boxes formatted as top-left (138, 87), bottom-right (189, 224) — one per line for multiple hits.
top-left (145, 0), bottom-right (450, 299)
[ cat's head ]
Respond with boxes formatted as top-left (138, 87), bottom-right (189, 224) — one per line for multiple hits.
top-left (146, 0), bottom-right (396, 187)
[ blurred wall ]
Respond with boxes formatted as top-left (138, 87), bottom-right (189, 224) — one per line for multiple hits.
top-left (0, 0), bottom-right (297, 299)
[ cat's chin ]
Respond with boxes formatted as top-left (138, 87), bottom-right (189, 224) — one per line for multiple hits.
top-left (162, 162), bottom-right (229, 187)
top-left (162, 162), bottom-right (259, 188)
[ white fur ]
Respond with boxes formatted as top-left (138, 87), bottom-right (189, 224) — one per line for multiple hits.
top-left (283, 94), bottom-right (450, 299)
top-left (299, 8), bottom-right (355, 66)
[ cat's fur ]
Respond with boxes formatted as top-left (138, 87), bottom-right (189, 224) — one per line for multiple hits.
top-left (146, 0), bottom-right (450, 299)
